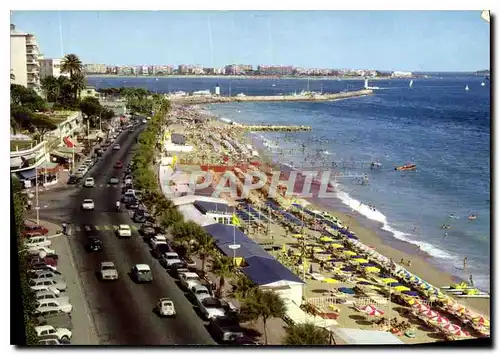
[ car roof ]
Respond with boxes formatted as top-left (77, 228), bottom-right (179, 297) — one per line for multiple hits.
top-left (165, 252), bottom-right (179, 256)
top-left (159, 298), bottom-right (173, 303)
top-left (135, 264), bottom-right (151, 271)
top-left (100, 261), bottom-right (115, 267)
top-left (83, 199), bottom-right (93, 202)
top-left (85, 177), bottom-right (94, 180)
top-left (181, 272), bottom-right (199, 278)
top-left (35, 325), bottom-right (55, 331)
top-left (193, 284), bottom-right (208, 291)
top-left (119, 224), bottom-right (130, 229)
top-left (153, 235), bottom-right (167, 240)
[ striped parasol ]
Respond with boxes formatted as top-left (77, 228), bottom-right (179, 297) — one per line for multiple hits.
top-left (452, 329), bottom-right (471, 338)
top-left (441, 323), bottom-right (461, 332)
top-left (360, 305), bottom-right (377, 313)
top-left (429, 314), bottom-right (450, 326)
top-left (420, 309), bottom-right (438, 318)
top-left (412, 303), bottom-right (430, 313)
top-left (366, 308), bottom-right (384, 317)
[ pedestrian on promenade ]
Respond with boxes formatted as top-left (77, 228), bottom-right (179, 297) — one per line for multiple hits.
top-left (463, 256), bottom-right (468, 270)
top-left (27, 199), bottom-right (32, 211)
top-left (62, 223), bottom-right (67, 235)
top-left (469, 274), bottom-right (474, 287)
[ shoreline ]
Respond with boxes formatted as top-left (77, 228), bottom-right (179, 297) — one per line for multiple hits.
top-left (88, 74), bottom-right (414, 81)
top-left (206, 110), bottom-right (490, 317)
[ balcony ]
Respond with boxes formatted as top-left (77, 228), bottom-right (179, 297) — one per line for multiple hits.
top-left (27, 66), bottom-right (40, 74)
top-left (27, 58), bottom-right (40, 65)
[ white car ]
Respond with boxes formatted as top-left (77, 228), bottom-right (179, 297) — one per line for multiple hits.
top-left (155, 298), bottom-right (176, 317)
top-left (35, 299), bottom-right (73, 314)
top-left (99, 261), bottom-right (119, 281)
top-left (197, 297), bottom-right (226, 320)
top-left (117, 224), bottom-right (131, 238)
top-left (27, 246), bottom-right (56, 255)
top-left (84, 177), bottom-right (95, 187)
top-left (35, 325), bottom-right (72, 342)
top-left (81, 199), bottom-right (95, 211)
top-left (190, 284), bottom-right (211, 303)
top-left (124, 177), bottom-right (133, 185)
top-left (30, 278), bottom-right (67, 292)
top-left (160, 252), bottom-right (182, 268)
top-left (179, 272), bottom-right (201, 290)
top-left (24, 236), bottom-right (51, 249)
top-left (113, 144), bottom-right (121, 150)
top-left (30, 270), bottom-right (63, 282)
top-left (35, 290), bottom-right (69, 304)
top-left (141, 119), bottom-right (147, 124)
top-left (149, 235), bottom-right (167, 250)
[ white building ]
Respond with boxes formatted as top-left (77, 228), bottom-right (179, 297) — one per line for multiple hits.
top-left (141, 66), bottom-right (149, 75)
top-left (10, 24), bottom-right (41, 92)
top-left (391, 71), bottom-right (413, 78)
top-left (40, 58), bottom-right (69, 79)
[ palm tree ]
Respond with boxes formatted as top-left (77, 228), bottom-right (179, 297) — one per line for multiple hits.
top-left (61, 53), bottom-right (83, 77)
top-left (160, 208), bottom-right (184, 231)
top-left (210, 255), bottom-right (236, 298)
top-left (241, 289), bottom-right (287, 345)
top-left (69, 72), bottom-right (87, 100)
top-left (282, 322), bottom-right (331, 345)
top-left (193, 232), bottom-right (215, 274)
top-left (41, 76), bottom-right (60, 103)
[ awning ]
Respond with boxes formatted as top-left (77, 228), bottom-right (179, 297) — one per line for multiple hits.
top-left (38, 161), bottom-right (61, 173)
top-left (17, 168), bottom-right (37, 180)
top-left (56, 146), bottom-right (83, 154)
top-left (51, 150), bottom-right (73, 159)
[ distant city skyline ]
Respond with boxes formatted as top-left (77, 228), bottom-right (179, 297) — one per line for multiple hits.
top-left (10, 10), bottom-right (490, 72)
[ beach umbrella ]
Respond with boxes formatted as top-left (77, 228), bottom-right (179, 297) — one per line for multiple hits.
top-left (331, 243), bottom-right (344, 249)
top-left (394, 285), bottom-right (411, 292)
top-left (420, 309), bottom-right (438, 318)
top-left (366, 308), bottom-right (385, 317)
top-left (364, 266), bottom-right (381, 273)
top-left (429, 314), bottom-right (450, 326)
top-left (322, 278), bottom-right (339, 284)
top-left (472, 316), bottom-right (490, 327)
top-left (338, 287), bottom-right (355, 295)
top-left (441, 323), bottom-right (461, 332)
top-left (352, 258), bottom-right (369, 264)
top-left (381, 278), bottom-right (399, 284)
top-left (319, 236), bottom-right (334, 242)
top-left (402, 291), bottom-right (419, 297)
top-left (293, 234), bottom-right (304, 239)
top-left (360, 305), bottom-right (377, 313)
top-left (452, 329), bottom-right (470, 338)
top-left (343, 250), bottom-right (357, 256)
top-left (412, 303), bottom-right (430, 313)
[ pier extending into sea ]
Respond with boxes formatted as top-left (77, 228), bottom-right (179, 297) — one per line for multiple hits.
top-left (170, 89), bottom-right (373, 105)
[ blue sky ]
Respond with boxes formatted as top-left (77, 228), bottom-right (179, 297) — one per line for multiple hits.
top-left (11, 10), bottom-right (490, 71)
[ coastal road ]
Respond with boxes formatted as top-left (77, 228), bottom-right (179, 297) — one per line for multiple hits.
top-left (66, 127), bottom-right (216, 345)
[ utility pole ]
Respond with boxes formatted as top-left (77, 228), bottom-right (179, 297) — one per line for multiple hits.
top-left (35, 167), bottom-right (40, 225)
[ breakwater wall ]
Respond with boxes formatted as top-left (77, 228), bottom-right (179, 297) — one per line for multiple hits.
top-left (170, 89), bottom-right (373, 105)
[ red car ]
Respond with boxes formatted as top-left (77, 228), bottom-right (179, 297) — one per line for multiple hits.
top-left (28, 255), bottom-right (58, 267)
top-left (114, 161), bottom-right (123, 169)
top-left (22, 223), bottom-right (49, 237)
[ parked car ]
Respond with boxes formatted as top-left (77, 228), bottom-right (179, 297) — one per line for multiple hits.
top-left (29, 270), bottom-right (63, 282)
top-left (123, 176), bottom-right (133, 185)
top-left (67, 175), bottom-right (81, 185)
top-left (83, 177), bottom-right (95, 187)
top-left (24, 235), bottom-right (52, 249)
top-left (117, 224), bottom-right (132, 238)
top-left (36, 310), bottom-right (72, 330)
top-left (155, 298), bottom-right (176, 317)
top-left (139, 222), bottom-right (156, 238)
top-left (81, 199), bottom-right (95, 211)
top-left (197, 297), bottom-right (226, 320)
top-left (131, 264), bottom-right (153, 283)
top-left (169, 262), bottom-right (189, 279)
top-left (95, 148), bottom-right (103, 157)
top-left (98, 261), bottom-right (118, 281)
top-left (27, 246), bottom-right (56, 256)
top-left (208, 316), bottom-right (244, 342)
top-left (153, 243), bottom-right (171, 259)
top-left (85, 237), bottom-right (103, 252)
top-left (126, 199), bottom-right (140, 210)
top-left (109, 176), bottom-right (120, 185)
top-left (160, 252), bottom-right (182, 268)
top-left (35, 298), bottom-right (73, 314)
top-left (37, 337), bottom-right (70, 345)
top-left (35, 325), bottom-right (72, 342)
top-left (132, 212), bottom-right (147, 223)
top-left (30, 278), bottom-right (67, 292)
top-left (190, 284), bottom-right (211, 303)
top-left (122, 183), bottom-right (134, 194)
top-left (29, 255), bottom-right (58, 268)
top-left (113, 144), bottom-right (121, 150)
top-left (30, 261), bottom-right (58, 272)
top-left (23, 223), bottom-right (49, 237)
top-left (179, 272), bottom-right (201, 290)
top-left (149, 235), bottom-right (167, 250)
top-left (35, 290), bottom-right (69, 304)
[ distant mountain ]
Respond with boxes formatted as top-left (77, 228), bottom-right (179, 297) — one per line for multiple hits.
top-left (476, 69), bottom-right (490, 75)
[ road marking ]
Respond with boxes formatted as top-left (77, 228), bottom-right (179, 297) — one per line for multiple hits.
top-left (131, 225), bottom-right (138, 231)
top-left (75, 226), bottom-right (81, 232)
top-left (94, 226), bottom-right (100, 231)
top-left (113, 225), bottom-right (119, 230)
top-left (103, 225), bottom-right (110, 231)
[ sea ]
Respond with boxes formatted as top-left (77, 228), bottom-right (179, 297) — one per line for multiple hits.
top-left (88, 75), bottom-right (491, 292)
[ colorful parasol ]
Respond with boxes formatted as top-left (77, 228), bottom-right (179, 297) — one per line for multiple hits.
top-left (429, 314), bottom-right (450, 325)
top-left (412, 303), bottom-right (430, 312)
top-left (420, 309), bottom-right (438, 318)
top-left (441, 323), bottom-right (461, 332)
top-left (366, 308), bottom-right (385, 317)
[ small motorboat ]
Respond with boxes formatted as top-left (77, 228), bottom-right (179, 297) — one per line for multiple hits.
top-left (370, 162), bottom-right (382, 170)
top-left (468, 214), bottom-right (477, 221)
top-left (395, 164), bottom-right (417, 171)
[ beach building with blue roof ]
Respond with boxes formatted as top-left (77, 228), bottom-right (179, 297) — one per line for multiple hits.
top-left (204, 223), bottom-right (305, 304)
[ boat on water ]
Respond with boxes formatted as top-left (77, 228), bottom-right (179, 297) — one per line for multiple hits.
top-left (481, 82), bottom-right (486, 86)
top-left (465, 85), bottom-right (470, 91)
top-left (409, 80), bottom-right (414, 88)
top-left (395, 164), bottom-right (417, 171)
top-left (468, 214), bottom-right (477, 221)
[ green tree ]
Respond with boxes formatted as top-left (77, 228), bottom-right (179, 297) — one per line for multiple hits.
top-left (31, 116), bottom-right (57, 141)
top-left (241, 289), bottom-right (287, 345)
top-left (193, 231), bottom-right (215, 274)
top-left (160, 208), bottom-right (184, 230)
top-left (70, 72), bottom-right (87, 101)
top-left (40, 76), bottom-right (60, 103)
top-left (230, 274), bottom-right (257, 301)
top-left (282, 322), bottom-right (331, 345)
top-left (60, 53), bottom-right (83, 77)
top-left (10, 84), bottom-right (47, 112)
top-left (210, 256), bottom-right (236, 298)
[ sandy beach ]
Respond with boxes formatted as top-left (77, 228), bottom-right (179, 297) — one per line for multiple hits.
top-left (160, 105), bottom-right (490, 344)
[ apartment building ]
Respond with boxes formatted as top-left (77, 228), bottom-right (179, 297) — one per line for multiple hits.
top-left (84, 63), bottom-right (108, 74)
top-left (40, 58), bottom-right (69, 79)
top-left (10, 24), bottom-right (41, 92)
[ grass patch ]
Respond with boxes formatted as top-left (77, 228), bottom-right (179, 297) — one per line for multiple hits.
top-left (10, 140), bottom-right (33, 151)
